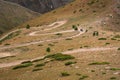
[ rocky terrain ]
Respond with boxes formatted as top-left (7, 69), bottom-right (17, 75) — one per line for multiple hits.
top-left (0, 0), bottom-right (40, 35)
top-left (4, 0), bottom-right (73, 13)
top-left (0, 0), bottom-right (119, 80)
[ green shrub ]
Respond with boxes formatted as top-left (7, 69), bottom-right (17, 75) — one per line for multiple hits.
top-left (102, 72), bottom-right (106, 75)
top-left (110, 68), bottom-right (120, 71)
top-left (87, 1), bottom-right (95, 5)
top-left (46, 47), bottom-right (51, 52)
top-left (55, 33), bottom-right (62, 36)
top-left (79, 75), bottom-right (89, 80)
top-left (114, 35), bottom-right (120, 38)
top-left (91, 70), bottom-right (95, 72)
top-left (35, 63), bottom-right (45, 67)
top-left (45, 53), bottom-right (75, 61)
top-left (32, 58), bottom-right (44, 62)
top-left (48, 44), bottom-right (54, 46)
top-left (13, 63), bottom-right (33, 70)
top-left (76, 73), bottom-right (81, 76)
top-left (93, 31), bottom-right (99, 36)
top-left (72, 25), bottom-right (78, 31)
top-left (111, 38), bottom-right (116, 40)
top-left (65, 61), bottom-right (76, 66)
top-left (21, 61), bottom-right (32, 64)
top-left (26, 24), bottom-right (30, 29)
top-left (61, 72), bottom-right (70, 77)
top-left (68, 48), bottom-right (73, 51)
top-left (66, 38), bottom-right (73, 40)
top-left (32, 68), bottom-right (43, 72)
top-left (110, 77), bottom-right (116, 80)
top-left (98, 38), bottom-right (107, 40)
top-left (89, 62), bottom-right (110, 65)
top-left (0, 31), bottom-right (21, 43)
top-left (105, 43), bottom-right (110, 45)
top-left (4, 43), bottom-right (10, 46)
top-left (118, 48), bottom-right (120, 50)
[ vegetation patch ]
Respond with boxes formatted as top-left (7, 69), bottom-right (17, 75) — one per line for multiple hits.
top-left (114, 35), bottom-right (120, 38)
top-left (26, 24), bottom-right (30, 29)
top-left (0, 30), bottom-right (21, 43)
top-left (4, 43), bottom-right (10, 46)
top-left (111, 38), bottom-right (116, 40)
top-left (32, 68), bottom-right (43, 72)
top-left (65, 61), bottom-right (76, 66)
top-left (79, 75), bottom-right (89, 80)
top-left (66, 38), bottom-right (73, 40)
top-left (48, 44), bottom-right (54, 46)
top-left (98, 38), bottom-right (107, 40)
top-left (93, 31), bottom-right (99, 36)
top-left (13, 63), bottom-right (33, 70)
top-left (61, 72), bottom-right (70, 77)
top-left (110, 68), bottom-right (120, 71)
top-left (110, 77), bottom-right (117, 80)
top-left (105, 43), bottom-right (110, 45)
top-left (32, 58), bottom-right (44, 63)
top-left (45, 53), bottom-right (75, 61)
top-left (117, 48), bottom-right (120, 50)
top-left (72, 25), bottom-right (78, 31)
top-left (21, 61), bottom-right (32, 64)
top-left (46, 47), bottom-right (51, 52)
top-left (89, 62), bottom-right (110, 65)
top-left (35, 63), bottom-right (45, 67)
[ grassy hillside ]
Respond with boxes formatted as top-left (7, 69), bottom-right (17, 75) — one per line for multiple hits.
top-left (21, 0), bottom-right (120, 31)
top-left (0, 0), bottom-right (119, 80)
top-left (0, 0), bottom-right (40, 35)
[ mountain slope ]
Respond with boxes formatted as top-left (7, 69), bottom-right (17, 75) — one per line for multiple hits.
top-left (21, 0), bottom-right (120, 31)
top-left (0, 0), bottom-right (40, 35)
top-left (0, 0), bottom-right (120, 80)
top-left (4, 0), bottom-right (73, 13)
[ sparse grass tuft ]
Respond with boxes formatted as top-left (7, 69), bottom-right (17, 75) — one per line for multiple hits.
top-left (111, 38), bottom-right (116, 40)
top-left (118, 48), bottom-right (120, 50)
top-left (66, 38), bottom-right (73, 40)
top-left (32, 68), bottom-right (43, 72)
top-left (72, 25), bottom-right (78, 31)
top-left (46, 47), bottom-right (51, 52)
top-left (32, 58), bottom-right (44, 62)
top-left (110, 77), bottom-right (117, 80)
top-left (79, 75), bottom-right (89, 80)
top-left (65, 61), bottom-right (76, 66)
top-left (98, 38), bottom-right (107, 40)
top-left (35, 63), bottom-right (45, 67)
top-left (89, 62), bottom-right (110, 65)
top-left (13, 63), bottom-right (33, 70)
top-left (45, 53), bottom-right (75, 61)
top-left (55, 33), bottom-right (62, 36)
top-left (21, 61), bottom-right (32, 64)
top-left (114, 35), bottom-right (120, 38)
top-left (105, 43), bottom-right (110, 45)
top-left (61, 72), bottom-right (70, 77)
top-left (26, 24), bottom-right (30, 29)
top-left (0, 31), bottom-right (21, 43)
top-left (110, 68), bottom-right (120, 71)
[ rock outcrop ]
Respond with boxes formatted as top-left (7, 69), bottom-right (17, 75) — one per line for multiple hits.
top-left (4, 0), bottom-right (72, 13)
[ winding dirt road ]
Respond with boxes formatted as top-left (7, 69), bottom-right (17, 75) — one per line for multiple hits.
top-left (0, 20), bottom-right (119, 68)
top-left (0, 20), bottom-right (85, 50)
top-left (0, 47), bottom-right (118, 68)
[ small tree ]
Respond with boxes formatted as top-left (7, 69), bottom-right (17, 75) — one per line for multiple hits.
top-left (26, 24), bottom-right (30, 29)
top-left (46, 47), bottom-right (51, 52)
top-left (72, 25), bottom-right (78, 31)
top-left (93, 31), bottom-right (99, 36)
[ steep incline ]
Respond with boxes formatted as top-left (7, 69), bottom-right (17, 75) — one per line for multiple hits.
top-left (20, 0), bottom-right (120, 31)
top-left (0, 0), bottom-right (40, 35)
top-left (4, 0), bottom-right (73, 13)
